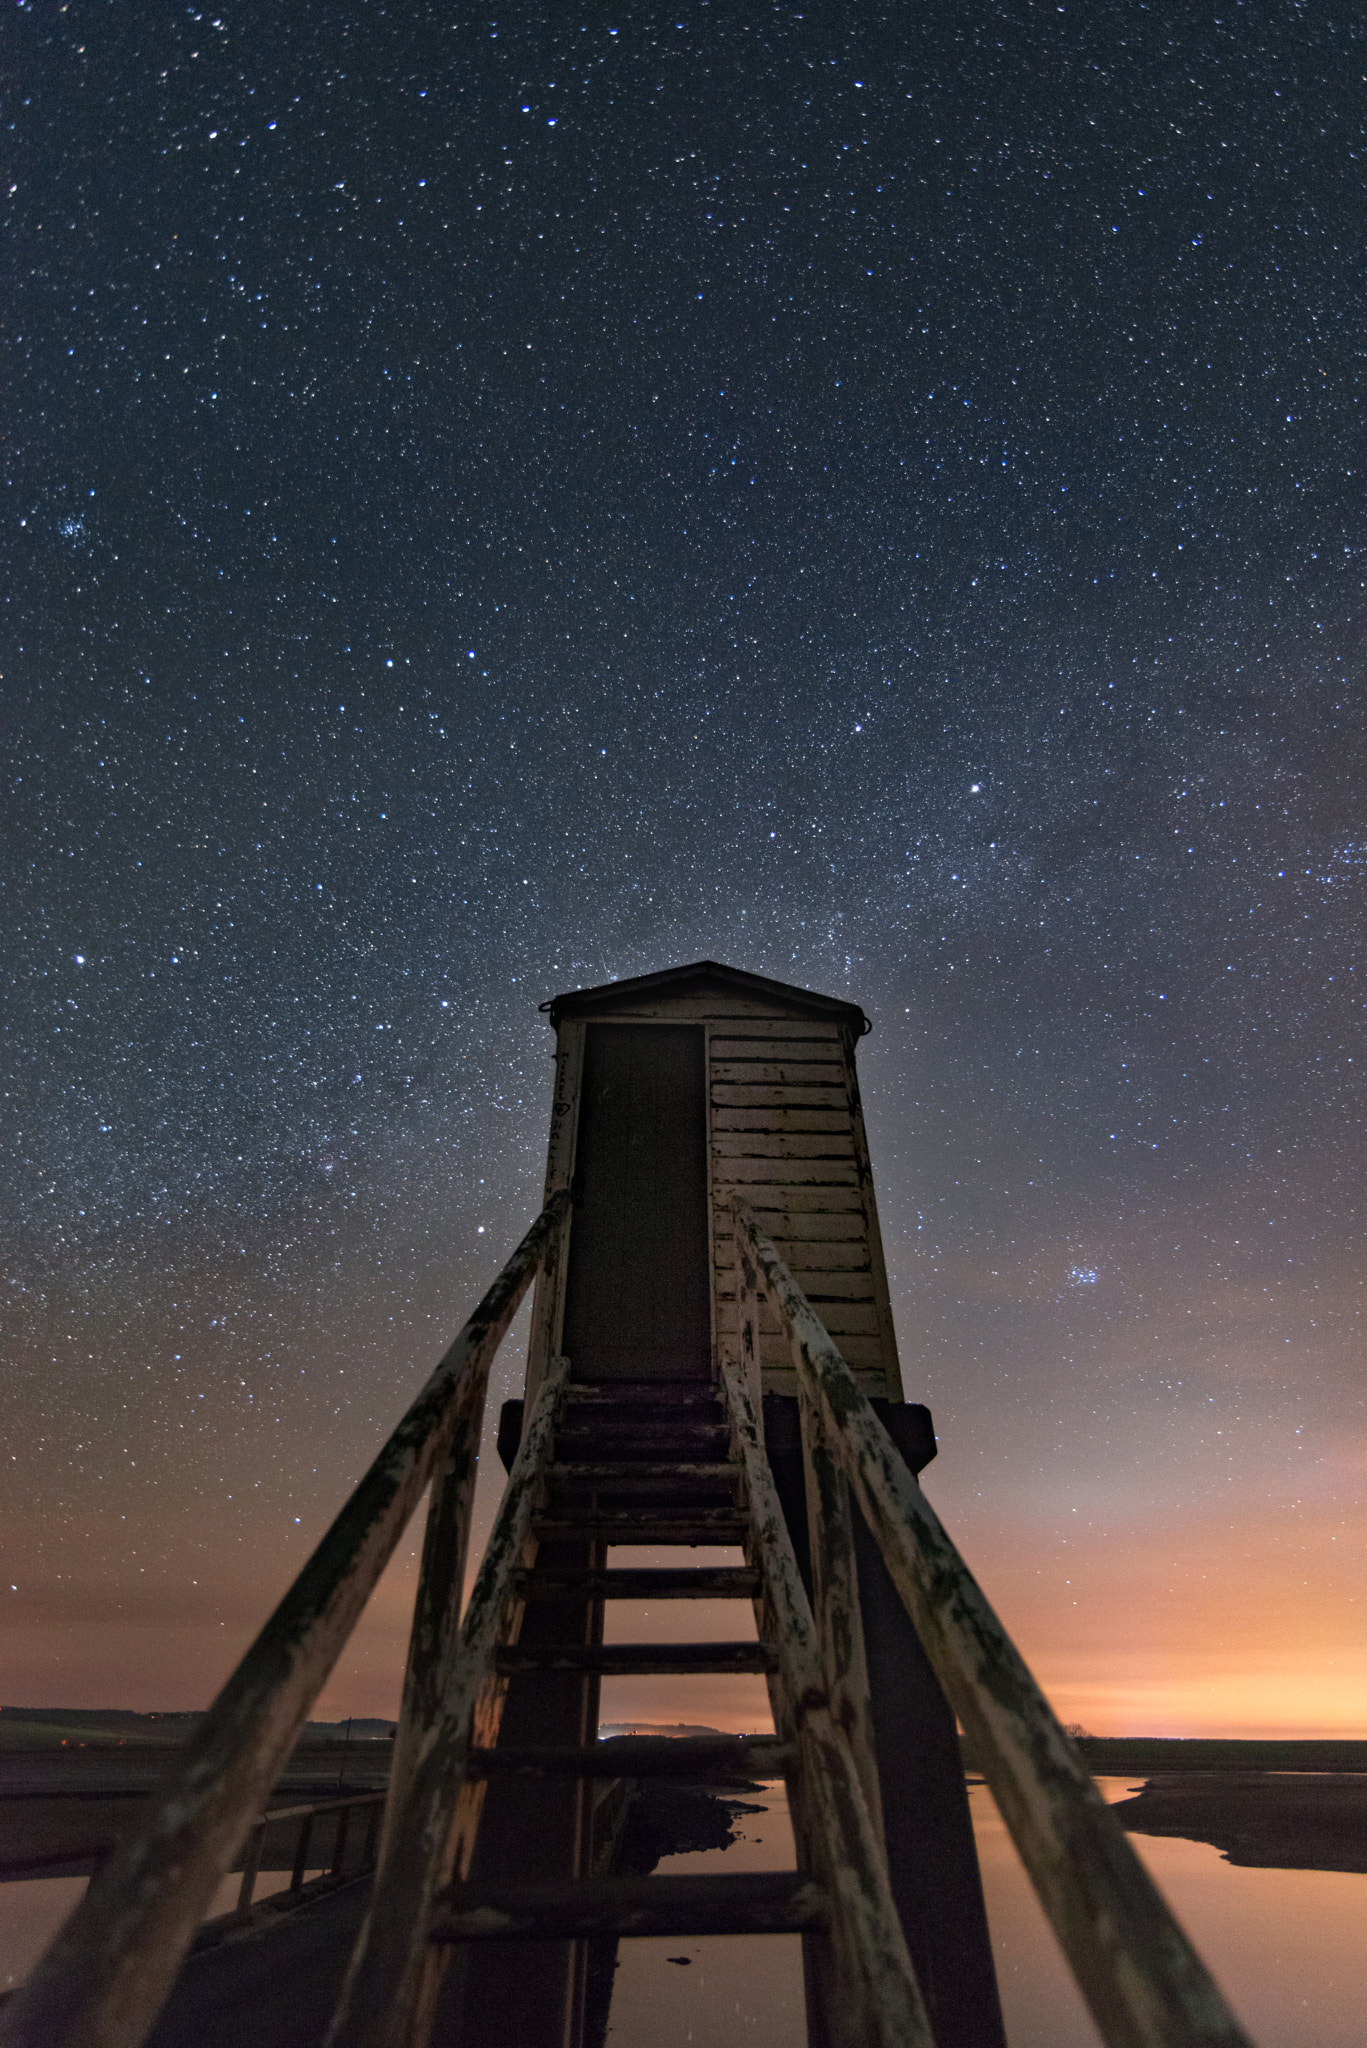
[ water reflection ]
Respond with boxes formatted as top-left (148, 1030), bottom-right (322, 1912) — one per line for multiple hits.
top-left (605, 1778), bottom-right (805, 2046)
top-left (972, 1779), bottom-right (1367, 2048)
top-left (608, 1776), bottom-right (1367, 2048)
top-left (3, 1778), bottom-right (1364, 2043)
top-left (0, 1868), bottom-right (327, 1994)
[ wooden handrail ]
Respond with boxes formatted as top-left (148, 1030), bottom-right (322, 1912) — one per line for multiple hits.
top-left (0, 1194), bottom-right (569, 2048)
top-left (721, 1354), bottom-right (935, 2048)
top-left (732, 1197), bottom-right (1256, 2048)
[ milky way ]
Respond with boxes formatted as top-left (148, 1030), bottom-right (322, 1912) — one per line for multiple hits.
top-left (5, 3), bottom-right (1362, 1732)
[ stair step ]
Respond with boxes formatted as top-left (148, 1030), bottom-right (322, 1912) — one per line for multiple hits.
top-left (564, 1385), bottom-right (724, 1410)
top-left (534, 1515), bottom-right (748, 1545)
top-left (468, 1735), bottom-right (793, 1780)
top-left (549, 1461), bottom-right (738, 1483)
top-left (495, 1641), bottom-right (775, 1677)
top-left (553, 1429), bottom-right (732, 1459)
top-left (517, 1566), bottom-right (760, 1600)
top-left (430, 1870), bottom-right (828, 1941)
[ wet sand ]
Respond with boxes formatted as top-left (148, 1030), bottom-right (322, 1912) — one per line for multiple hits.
top-left (1110, 1772), bottom-right (1367, 1873)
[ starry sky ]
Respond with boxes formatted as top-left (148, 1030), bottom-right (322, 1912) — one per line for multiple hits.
top-left (5, 2), bottom-right (1363, 1737)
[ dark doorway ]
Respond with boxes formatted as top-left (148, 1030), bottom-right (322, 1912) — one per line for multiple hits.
top-left (561, 1024), bottom-right (711, 1381)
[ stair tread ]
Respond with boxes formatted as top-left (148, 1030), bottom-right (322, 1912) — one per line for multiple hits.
top-left (534, 1515), bottom-right (748, 1542)
top-left (549, 1460), bottom-right (738, 1480)
top-left (517, 1566), bottom-right (759, 1598)
top-left (430, 1870), bottom-right (828, 1941)
top-left (565, 1383), bottom-right (723, 1400)
top-left (496, 1641), bottom-right (774, 1675)
top-left (468, 1735), bottom-right (792, 1780)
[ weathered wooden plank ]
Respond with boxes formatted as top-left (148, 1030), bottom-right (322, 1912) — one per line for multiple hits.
top-left (717, 1302), bottom-right (881, 1340)
top-left (717, 1157), bottom-right (861, 1187)
top-left (717, 1243), bottom-right (873, 1276)
top-left (712, 1083), bottom-right (850, 1108)
top-left (707, 1020), bottom-right (843, 1043)
top-left (494, 1642), bottom-right (775, 1677)
top-left (720, 1355), bottom-right (934, 2048)
top-left (797, 1372), bottom-right (885, 1846)
top-left (534, 1515), bottom-right (749, 1545)
top-left (713, 1183), bottom-right (865, 1214)
top-left (549, 1461), bottom-right (737, 1483)
top-left (717, 1272), bottom-right (875, 1303)
top-left (711, 1108), bottom-right (853, 1134)
top-left (807, 1303), bottom-right (881, 1338)
top-left (430, 1871), bottom-right (831, 1941)
top-left (514, 1567), bottom-right (760, 1600)
top-left (467, 1736), bottom-right (793, 1779)
top-left (563, 1383), bottom-right (722, 1409)
top-left (0, 1198), bottom-right (569, 2048)
top-left (761, 1366), bottom-right (890, 1399)
top-left (552, 1425), bottom-right (732, 1460)
top-left (716, 1215), bottom-right (867, 1248)
top-left (712, 1060), bottom-right (846, 1085)
top-left (755, 1331), bottom-right (883, 1370)
top-left (734, 1205), bottom-right (1256, 2048)
top-left (578, 994), bottom-right (795, 1020)
top-left (710, 1038), bottom-right (846, 1062)
top-left (712, 1132), bottom-right (857, 1161)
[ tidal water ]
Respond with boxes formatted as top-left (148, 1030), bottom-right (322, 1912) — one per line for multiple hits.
top-left (0, 1866), bottom-right (326, 1995)
top-left (604, 1778), bottom-right (1367, 2048)
top-left (2, 1781), bottom-right (1363, 2042)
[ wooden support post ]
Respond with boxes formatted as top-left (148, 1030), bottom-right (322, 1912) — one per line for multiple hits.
top-left (722, 1357), bottom-right (935, 2048)
top-left (383, 1397), bottom-right (489, 1869)
top-left (362, 1801), bottom-right (381, 1871)
top-left (765, 1391), bottom-right (1006, 2048)
top-left (234, 1823), bottom-right (264, 1919)
top-left (290, 1813), bottom-right (314, 1894)
top-left (796, 1373), bottom-right (885, 1847)
top-left (331, 1804), bottom-right (352, 1878)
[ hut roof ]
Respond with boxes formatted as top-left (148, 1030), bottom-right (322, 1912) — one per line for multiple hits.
top-left (540, 959), bottom-right (871, 1034)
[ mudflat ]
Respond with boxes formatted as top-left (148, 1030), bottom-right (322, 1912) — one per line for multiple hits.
top-left (1111, 1771), bottom-right (1367, 1872)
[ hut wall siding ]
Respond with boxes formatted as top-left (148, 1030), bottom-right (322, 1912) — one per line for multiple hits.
top-left (701, 1011), bottom-right (903, 1402)
top-left (710, 1133), bottom-right (858, 1160)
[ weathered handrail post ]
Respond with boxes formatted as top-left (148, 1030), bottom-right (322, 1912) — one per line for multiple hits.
top-left (326, 1354), bottom-right (573, 2048)
top-left (794, 1365), bottom-right (886, 1847)
top-left (331, 1804), bottom-right (352, 1877)
top-left (0, 1194), bottom-right (568, 2048)
top-left (234, 1823), bottom-right (265, 1919)
top-left (290, 1812), bottom-right (315, 1894)
top-left (721, 1355), bottom-right (935, 2048)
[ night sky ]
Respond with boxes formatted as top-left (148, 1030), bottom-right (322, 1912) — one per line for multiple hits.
top-left (6, 2), bottom-right (1363, 1737)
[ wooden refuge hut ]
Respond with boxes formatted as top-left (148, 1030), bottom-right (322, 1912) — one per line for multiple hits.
top-left (524, 958), bottom-right (904, 1402)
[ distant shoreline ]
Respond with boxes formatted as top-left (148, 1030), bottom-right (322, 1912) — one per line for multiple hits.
top-left (962, 1735), bottom-right (1367, 1775)
top-left (2, 1715), bottom-right (1365, 1879)
top-left (5, 1712), bottom-right (1364, 1771)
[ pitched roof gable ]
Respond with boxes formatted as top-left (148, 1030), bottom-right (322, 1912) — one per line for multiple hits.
top-left (541, 959), bottom-right (870, 1033)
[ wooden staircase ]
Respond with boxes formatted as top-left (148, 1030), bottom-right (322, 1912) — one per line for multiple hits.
top-left (444, 1379), bottom-right (817, 1957)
